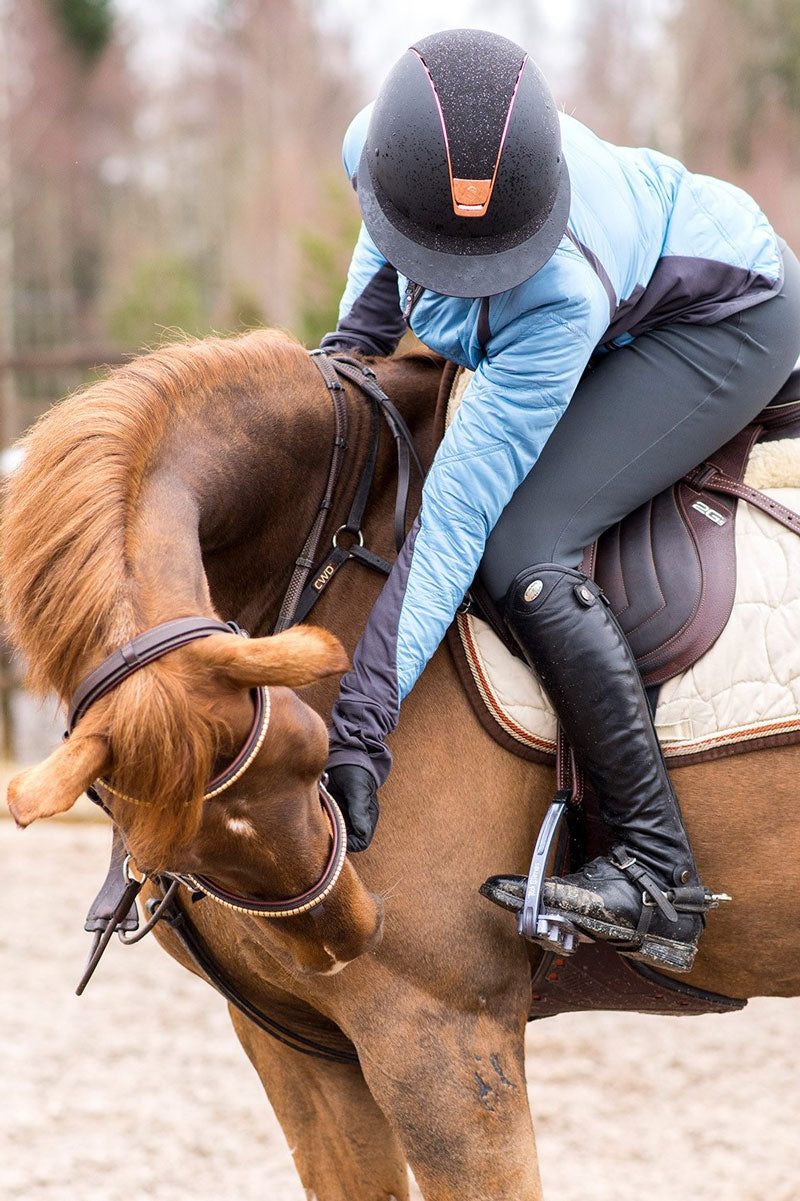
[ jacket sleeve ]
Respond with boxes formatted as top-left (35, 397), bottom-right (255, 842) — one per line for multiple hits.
top-left (320, 222), bottom-right (406, 357)
top-left (328, 291), bottom-right (606, 784)
top-left (320, 101), bottom-right (406, 357)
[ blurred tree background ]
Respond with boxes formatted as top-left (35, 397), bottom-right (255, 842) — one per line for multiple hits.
top-left (0, 0), bottom-right (361, 437)
top-left (1, 0), bottom-right (800, 442)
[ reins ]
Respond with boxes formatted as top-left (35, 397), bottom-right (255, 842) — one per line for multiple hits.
top-left (274, 352), bottom-right (424, 631)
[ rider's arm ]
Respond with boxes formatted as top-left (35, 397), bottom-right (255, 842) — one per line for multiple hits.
top-left (320, 102), bottom-right (406, 358)
top-left (319, 223), bottom-right (406, 357)
top-left (328, 284), bottom-right (609, 784)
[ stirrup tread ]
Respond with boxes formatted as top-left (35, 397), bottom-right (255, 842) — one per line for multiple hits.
top-left (543, 906), bottom-right (699, 972)
top-left (622, 935), bottom-right (698, 973)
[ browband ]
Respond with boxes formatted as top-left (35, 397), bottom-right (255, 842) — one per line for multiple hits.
top-left (67, 617), bottom-right (239, 733)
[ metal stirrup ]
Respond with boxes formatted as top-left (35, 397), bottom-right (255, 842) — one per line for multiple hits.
top-left (518, 791), bottom-right (580, 952)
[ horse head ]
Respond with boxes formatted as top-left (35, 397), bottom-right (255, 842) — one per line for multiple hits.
top-left (1, 331), bottom-right (408, 978)
top-left (6, 622), bottom-right (384, 976)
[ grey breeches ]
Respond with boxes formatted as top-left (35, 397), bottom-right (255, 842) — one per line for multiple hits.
top-left (480, 244), bottom-right (800, 602)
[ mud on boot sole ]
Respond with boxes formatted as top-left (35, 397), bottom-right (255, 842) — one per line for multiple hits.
top-left (481, 878), bottom-right (697, 969)
top-left (557, 911), bottom-right (699, 973)
top-left (480, 878), bottom-right (591, 955)
top-left (479, 875), bottom-right (527, 915)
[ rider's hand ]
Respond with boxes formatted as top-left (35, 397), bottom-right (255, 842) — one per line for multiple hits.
top-left (326, 763), bottom-right (379, 853)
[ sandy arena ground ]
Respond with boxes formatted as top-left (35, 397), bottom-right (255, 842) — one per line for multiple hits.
top-left (2, 818), bottom-right (799, 1201)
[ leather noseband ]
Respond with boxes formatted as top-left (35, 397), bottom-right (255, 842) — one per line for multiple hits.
top-left (67, 617), bottom-right (347, 919)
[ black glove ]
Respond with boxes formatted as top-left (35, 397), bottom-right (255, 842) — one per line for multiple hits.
top-left (326, 763), bottom-right (379, 853)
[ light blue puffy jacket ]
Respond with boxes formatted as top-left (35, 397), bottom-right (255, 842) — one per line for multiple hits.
top-left (326, 104), bottom-right (783, 785)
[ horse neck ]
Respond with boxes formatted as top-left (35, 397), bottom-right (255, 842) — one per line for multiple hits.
top-left (51, 345), bottom-right (442, 687)
top-left (193, 352), bottom-right (444, 636)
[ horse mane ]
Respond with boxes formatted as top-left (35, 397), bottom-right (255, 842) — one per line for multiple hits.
top-left (0, 329), bottom-right (309, 866)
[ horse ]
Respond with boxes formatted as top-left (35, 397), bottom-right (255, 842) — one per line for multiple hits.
top-left (3, 329), bottom-right (799, 1201)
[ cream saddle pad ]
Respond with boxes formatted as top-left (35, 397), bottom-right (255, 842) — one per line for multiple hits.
top-left (449, 370), bottom-right (800, 762)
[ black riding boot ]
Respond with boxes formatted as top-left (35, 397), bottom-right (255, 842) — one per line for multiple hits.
top-left (482, 564), bottom-right (723, 973)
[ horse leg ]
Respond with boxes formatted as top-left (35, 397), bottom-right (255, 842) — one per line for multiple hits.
top-left (228, 1008), bottom-right (411, 1201)
top-left (354, 1000), bottom-right (542, 1201)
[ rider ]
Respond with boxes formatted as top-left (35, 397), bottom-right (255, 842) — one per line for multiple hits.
top-left (320, 28), bottom-right (800, 970)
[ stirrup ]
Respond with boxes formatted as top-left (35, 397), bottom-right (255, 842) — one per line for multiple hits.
top-left (517, 793), bottom-right (586, 955)
top-left (541, 844), bottom-right (732, 972)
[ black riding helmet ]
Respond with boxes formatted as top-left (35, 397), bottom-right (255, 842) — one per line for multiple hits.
top-left (357, 28), bottom-right (570, 299)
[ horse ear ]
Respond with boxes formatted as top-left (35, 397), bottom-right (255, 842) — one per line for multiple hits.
top-left (6, 734), bottom-right (110, 827)
top-left (196, 626), bottom-right (350, 689)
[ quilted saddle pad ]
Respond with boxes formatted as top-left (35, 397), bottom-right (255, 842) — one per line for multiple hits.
top-left (449, 374), bottom-right (800, 765)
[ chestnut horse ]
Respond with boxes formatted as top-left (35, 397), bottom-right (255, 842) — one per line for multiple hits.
top-left (3, 330), bottom-right (800, 1201)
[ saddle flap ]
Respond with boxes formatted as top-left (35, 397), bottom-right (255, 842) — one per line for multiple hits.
top-left (594, 423), bottom-right (761, 686)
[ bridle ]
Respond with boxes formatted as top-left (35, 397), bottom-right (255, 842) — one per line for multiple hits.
top-left (68, 616), bottom-right (348, 920)
top-left (69, 348), bottom-right (421, 917)
top-left (72, 351), bottom-right (424, 1061)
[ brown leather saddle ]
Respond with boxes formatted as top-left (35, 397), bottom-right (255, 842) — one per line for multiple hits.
top-left (468, 365), bottom-right (800, 691)
top-left (591, 366), bottom-right (800, 686)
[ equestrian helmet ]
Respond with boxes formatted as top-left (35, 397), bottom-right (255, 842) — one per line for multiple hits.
top-left (357, 28), bottom-right (570, 298)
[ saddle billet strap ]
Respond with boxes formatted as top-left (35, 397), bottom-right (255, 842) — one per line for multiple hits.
top-left (67, 616), bottom-right (234, 732)
top-left (699, 471), bottom-right (800, 538)
top-left (273, 351), bottom-right (349, 633)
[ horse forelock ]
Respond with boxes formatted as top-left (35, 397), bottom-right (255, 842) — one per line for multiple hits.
top-left (0, 328), bottom-right (307, 865)
top-left (102, 656), bottom-right (226, 869)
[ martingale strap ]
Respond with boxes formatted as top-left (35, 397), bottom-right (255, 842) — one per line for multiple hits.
top-left (329, 355), bottom-right (424, 550)
top-left (273, 352), bottom-right (425, 633)
top-left (273, 353), bottom-right (349, 633)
